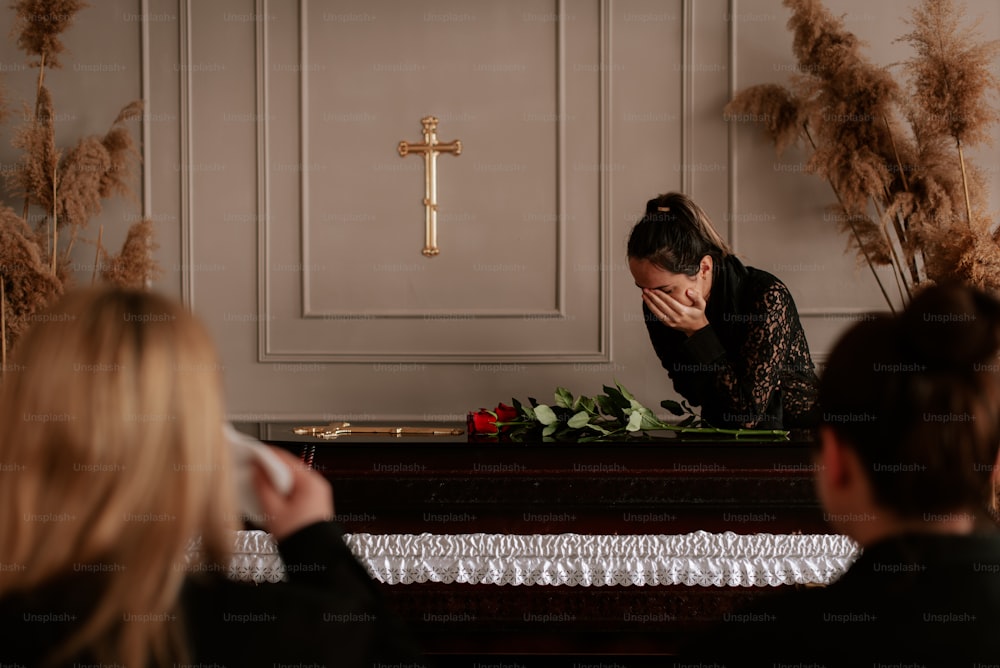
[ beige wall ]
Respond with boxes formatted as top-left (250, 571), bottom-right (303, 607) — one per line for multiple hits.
top-left (2, 0), bottom-right (998, 421)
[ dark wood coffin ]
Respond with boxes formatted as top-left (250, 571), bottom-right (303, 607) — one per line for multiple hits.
top-left (237, 422), bottom-right (831, 665)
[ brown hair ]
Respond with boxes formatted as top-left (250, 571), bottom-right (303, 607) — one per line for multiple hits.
top-left (819, 282), bottom-right (1000, 519)
top-left (0, 287), bottom-right (238, 666)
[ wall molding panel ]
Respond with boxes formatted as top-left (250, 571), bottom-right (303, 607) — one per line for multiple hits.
top-left (253, 0), bottom-right (612, 362)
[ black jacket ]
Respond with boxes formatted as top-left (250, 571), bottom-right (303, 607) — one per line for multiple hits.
top-left (0, 521), bottom-right (426, 667)
top-left (685, 531), bottom-right (1000, 666)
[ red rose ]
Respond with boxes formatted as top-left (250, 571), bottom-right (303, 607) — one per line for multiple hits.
top-left (494, 402), bottom-right (518, 424)
top-left (467, 409), bottom-right (498, 435)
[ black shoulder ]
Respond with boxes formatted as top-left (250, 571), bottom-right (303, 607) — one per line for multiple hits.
top-left (741, 266), bottom-right (794, 309)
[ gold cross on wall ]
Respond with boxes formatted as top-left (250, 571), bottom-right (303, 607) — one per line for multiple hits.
top-left (397, 116), bottom-right (462, 257)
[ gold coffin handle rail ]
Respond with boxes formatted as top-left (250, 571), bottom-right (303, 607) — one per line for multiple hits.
top-left (293, 421), bottom-right (465, 439)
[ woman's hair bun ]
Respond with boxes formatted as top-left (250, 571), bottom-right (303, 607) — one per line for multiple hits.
top-left (644, 195), bottom-right (672, 217)
top-left (898, 282), bottom-right (1000, 370)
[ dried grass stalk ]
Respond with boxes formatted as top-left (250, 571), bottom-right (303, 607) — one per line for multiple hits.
top-left (1, 280), bottom-right (6, 370)
top-left (0, 1), bottom-right (160, 352)
top-left (728, 0), bottom-right (1000, 308)
top-left (725, 84), bottom-right (802, 154)
top-left (899, 0), bottom-right (1000, 230)
top-left (0, 207), bottom-right (62, 354)
top-left (91, 224), bottom-right (103, 285)
top-left (0, 78), bottom-right (9, 126)
top-left (7, 85), bottom-right (58, 217)
top-left (57, 136), bottom-right (112, 231)
top-left (100, 100), bottom-right (143, 199)
top-left (11, 0), bottom-right (90, 69)
top-left (900, 0), bottom-right (1000, 148)
top-left (101, 219), bottom-right (161, 289)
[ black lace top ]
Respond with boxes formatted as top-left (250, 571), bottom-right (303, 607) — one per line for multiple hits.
top-left (642, 255), bottom-right (819, 430)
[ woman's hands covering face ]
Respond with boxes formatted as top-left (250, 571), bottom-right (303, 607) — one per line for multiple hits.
top-left (643, 287), bottom-right (709, 336)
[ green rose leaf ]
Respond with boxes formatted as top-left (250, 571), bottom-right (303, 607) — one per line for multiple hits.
top-left (555, 387), bottom-right (574, 409)
top-left (534, 404), bottom-right (558, 426)
top-left (616, 381), bottom-right (636, 402)
top-left (514, 397), bottom-right (537, 422)
top-left (595, 394), bottom-right (617, 416)
top-left (602, 385), bottom-right (631, 410)
top-left (660, 399), bottom-right (685, 416)
top-left (638, 408), bottom-right (664, 430)
top-left (542, 422), bottom-right (558, 437)
top-left (567, 411), bottom-right (590, 429)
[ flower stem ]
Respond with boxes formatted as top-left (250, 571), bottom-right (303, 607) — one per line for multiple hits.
top-left (649, 420), bottom-right (789, 440)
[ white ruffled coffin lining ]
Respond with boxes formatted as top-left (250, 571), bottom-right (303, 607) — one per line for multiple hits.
top-left (216, 530), bottom-right (860, 587)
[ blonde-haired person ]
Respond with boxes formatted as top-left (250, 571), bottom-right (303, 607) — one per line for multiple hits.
top-left (0, 287), bottom-right (424, 667)
top-left (627, 192), bottom-right (819, 430)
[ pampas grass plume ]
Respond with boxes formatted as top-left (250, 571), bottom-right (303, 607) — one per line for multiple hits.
top-left (100, 218), bottom-right (161, 289)
top-left (730, 0), bottom-right (1000, 306)
top-left (11, 0), bottom-right (89, 69)
top-left (0, 1), bottom-right (160, 352)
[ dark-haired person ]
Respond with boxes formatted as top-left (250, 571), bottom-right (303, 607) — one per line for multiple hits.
top-left (627, 191), bottom-right (818, 429)
top-left (686, 282), bottom-right (1000, 665)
